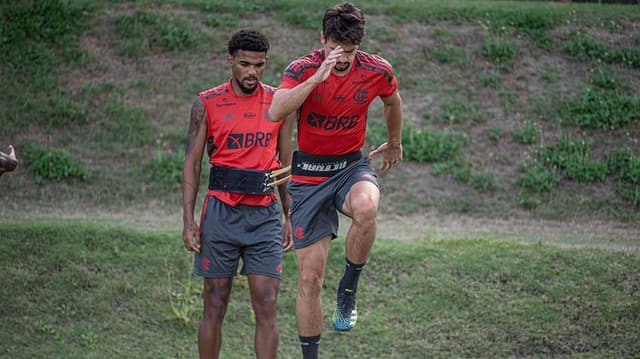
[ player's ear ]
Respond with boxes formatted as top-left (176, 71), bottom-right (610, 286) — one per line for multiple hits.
top-left (320, 31), bottom-right (326, 45)
top-left (226, 54), bottom-right (233, 66)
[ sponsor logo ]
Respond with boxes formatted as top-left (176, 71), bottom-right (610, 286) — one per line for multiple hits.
top-left (202, 257), bottom-right (210, 271)
top-left (226, 132), bottom-right (272, 149)
top-left (224, 113), bottom-right (233, 121)
top-left (333, 95), bottom-right (347, 102)
top-left (299, 160), bottom-right (348, 172)
top-left (216, 97), bottom-right (236, 107)
top-left (352, 74), bottom-right (369, 85)
top-left (353, 88), bottom-right (368, 104)
top-left (244, 112), bottom-right (256, 119)
top-left (295, 226), bottom-right (305, 240)
top-left (306, 112), bottom-right (359, 131)
top-left (276, 263), bottom-right (283, 273)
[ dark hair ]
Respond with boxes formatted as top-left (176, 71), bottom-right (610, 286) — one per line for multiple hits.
top-left (227, 30), bottom-right (270, 55)
top-left (322, 2), bottom-right (365, 45)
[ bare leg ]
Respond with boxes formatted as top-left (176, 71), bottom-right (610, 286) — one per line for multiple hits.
top-left (248, 275), bottom-right (280, 359)
top-left (295, 237), bottom-right (331, 336)
top-left (342, 181), bottom-right (380, 263)
top-left (199, 277), bottom-right (232, 359)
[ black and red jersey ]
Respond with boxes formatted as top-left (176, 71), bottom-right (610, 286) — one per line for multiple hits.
top-left (199, 80), bottom-right (283, 206)
top-left (279, 49), bottom-right (398, 184)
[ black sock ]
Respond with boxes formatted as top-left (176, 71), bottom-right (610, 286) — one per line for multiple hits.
top-left (338, 257), bottom-right (366, 293)
top-left (299, 335), bottom-right (321, 359)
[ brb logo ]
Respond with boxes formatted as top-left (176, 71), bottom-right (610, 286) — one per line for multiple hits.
top-left (306, 112), bottom-right (360, 131)
top-left (227, 132), bottom-right (272, 149)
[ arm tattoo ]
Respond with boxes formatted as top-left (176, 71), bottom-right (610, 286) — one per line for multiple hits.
top-left (185, 98), bottom-right (205, 155)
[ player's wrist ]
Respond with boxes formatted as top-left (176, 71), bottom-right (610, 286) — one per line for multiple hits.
top-left (387, 140), bottom-right (402, 148)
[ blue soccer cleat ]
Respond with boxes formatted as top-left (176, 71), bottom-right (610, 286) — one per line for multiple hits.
top-left (332, 288), bottom-right (358, 331)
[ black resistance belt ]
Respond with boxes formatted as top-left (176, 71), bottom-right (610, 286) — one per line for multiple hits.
top-left (208, 166), bottom-right (291, 194)
top-left (291, 150), bottom-right (363, 177)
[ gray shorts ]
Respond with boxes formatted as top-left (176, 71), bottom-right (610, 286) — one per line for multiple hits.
top-left (288, 157), bottom-right (379, 249)
top-left (194, 196), bottom-right (284, 279)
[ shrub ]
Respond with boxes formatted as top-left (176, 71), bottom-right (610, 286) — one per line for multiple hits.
top-left (469, 170), bottom-right (497, 192)
top-left (144, 150), bottom-right (185, 186)
top-left (564, 30), bottom-right (640, 68)
top-left (482, 38), bottom-right (517, 67)
top-left (516, 191), bottom-right (543, 209)
top-left (563, 31), bottom-right (607, 62)
top-left (537, 137), bottom-right (609, 183)
top-left (498, 90), bottom-right (519, 114)
top-left (608, 149), bottom-right (640, 184)
top-left (564, 158), bottom-right (608, 183)
top-left (367, 124), bottom-right (466, 163)
top-left (24, 142), bottom-right (89, 183)
top-left (403, 127), bottom-right (466, 163)
top-left (488, 127), bottom-right (502, 142)
top-left (516, 160), bottom-right (559, 193)
top-left (431, 45), bottom-right (470, 67)
top-left (512, 121), bottom-right (540, 145)
top-left (477, 71), bottom-right (501, 88)
top-left (589, 70), bottom-right (629, 92)
top-left (569, 88), bottom-right (639, 130)
top-left (439, 97), bottom-right (481, 124)
top-left (618, 184), bottom-right (640, 207)
top-left (538, 136), bottom-right (590, 170)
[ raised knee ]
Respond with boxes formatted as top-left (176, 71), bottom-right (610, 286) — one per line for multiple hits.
top-left (350, 196), bottom-right (378, 225)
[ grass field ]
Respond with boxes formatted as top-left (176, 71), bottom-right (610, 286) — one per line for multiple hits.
top-left (1, 1), bottom-right (640, 358)
top-left (1, 222), bottom-right (638, 358)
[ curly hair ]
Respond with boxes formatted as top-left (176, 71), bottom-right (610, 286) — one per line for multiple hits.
top-left (227, 30), bottom-right (270, 55)
top-left (322, 2), bottom-right (365, 45)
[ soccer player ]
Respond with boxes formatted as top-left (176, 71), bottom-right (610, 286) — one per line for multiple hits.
top-left (182, 30), bottom-right (293, 359)
top-left (268, 2), bottom-right (403, 358)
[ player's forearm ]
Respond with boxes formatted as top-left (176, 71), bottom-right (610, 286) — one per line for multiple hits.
top-left (182, 161), bottom-right (201, 222)
top-left (277, 185), bottom-right (290, 216)
top-left (269, 79), bottom-right (320, 121)
top-left (384, 96), bottom-right (403, 145)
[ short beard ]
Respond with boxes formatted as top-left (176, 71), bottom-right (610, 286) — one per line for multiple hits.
top-left (334, 62), bottom-right (350, 72)
top-left (235, 77), bottom-right (258, 94)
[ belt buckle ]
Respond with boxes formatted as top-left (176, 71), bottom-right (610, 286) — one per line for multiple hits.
top-left (263, 165), bottom-right (291, 192)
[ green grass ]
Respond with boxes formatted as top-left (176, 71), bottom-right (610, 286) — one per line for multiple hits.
top-left (2, 0), bottom-right (640, 223)
top-left (24, 141), bottom-right (89, 184)
top-left (512, 121), bottom-right (540, 145)
top-left (1, 222), bottom-right (638, 358)
top-left (482, 37), bottom-right (517, 68)
top-left (114, 10), bottom-right (198, 56)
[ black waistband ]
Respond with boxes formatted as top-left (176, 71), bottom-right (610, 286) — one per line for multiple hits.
top-left (291, 150), bottom-right (363, 177)
top-left (208, 166), bottom-right (274, 194)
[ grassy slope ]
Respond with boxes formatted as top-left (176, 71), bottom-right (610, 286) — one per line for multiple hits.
top-left (1, 0), bottom-right (639, 227)
top-left (1, 222), bottom-right (639, 358)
